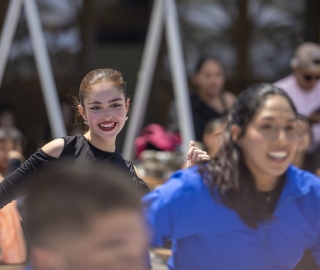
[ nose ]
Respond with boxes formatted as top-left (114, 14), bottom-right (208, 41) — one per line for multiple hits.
top-left (101, 108), bottom-right (113, 120)
top-left (278, 128), bottom-right (287, 141)
top-left (271, 127), bottom-right (288, 142)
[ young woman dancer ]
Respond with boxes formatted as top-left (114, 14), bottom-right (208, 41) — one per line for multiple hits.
top-left (144, 83), bottom-right (320, 270)
top-left (0, 68), bottom-right (208, 208)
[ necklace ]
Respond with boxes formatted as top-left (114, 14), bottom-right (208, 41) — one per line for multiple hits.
top-left (260, 190), bottom-right (274, 202)
top-left (260, 176), bottom-right (285, 205)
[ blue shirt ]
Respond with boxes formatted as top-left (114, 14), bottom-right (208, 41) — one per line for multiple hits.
top-left (143, 165), bottom-right (320, 270)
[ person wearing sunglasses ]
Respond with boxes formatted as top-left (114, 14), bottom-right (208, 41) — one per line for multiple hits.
top-left (274, 42), bottom-right (320, 177)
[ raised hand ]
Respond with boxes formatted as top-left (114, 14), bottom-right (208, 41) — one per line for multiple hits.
top-left (186, 140), bottom-right (210, 168)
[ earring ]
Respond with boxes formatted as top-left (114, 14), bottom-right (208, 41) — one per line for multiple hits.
top-left (237, 142), bottom-right (242, 148)
top-left (125, 116), bottom-right (128, 121)
top-left (84, 120), bottom-right (88, 125)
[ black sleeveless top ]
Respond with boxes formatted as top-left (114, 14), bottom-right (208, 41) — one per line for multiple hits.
top-left (60, 135), bottom-right (145, 182)
top-left (0, 135), bottom-right (149, 208)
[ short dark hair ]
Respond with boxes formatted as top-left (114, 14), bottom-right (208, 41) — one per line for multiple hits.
top-left (203, 117), bottom-right (225, 135)
top-left (194, 56), bottom-right (225, 74)
top-left (22, 161), bottom-right (142, 247)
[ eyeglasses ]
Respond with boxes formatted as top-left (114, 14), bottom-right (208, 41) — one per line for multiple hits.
top-left (304, 74), bottom-right (320, 81)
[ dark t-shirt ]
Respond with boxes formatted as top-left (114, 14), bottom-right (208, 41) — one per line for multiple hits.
top-left (167, 94), bottom-right (228, 142)
top-left (190, 94), bottom-right (227, 141)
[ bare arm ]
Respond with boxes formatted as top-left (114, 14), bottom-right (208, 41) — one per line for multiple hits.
top-left (41, 138), bottom-right (65, 158)
top-left (134, 165), bottom-right (142, 178)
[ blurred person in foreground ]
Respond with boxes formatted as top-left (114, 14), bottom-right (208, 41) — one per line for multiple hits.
top-left (23, 161), bottom-right (149, 270)
top-left (274, 42), bottom-right (320, 174)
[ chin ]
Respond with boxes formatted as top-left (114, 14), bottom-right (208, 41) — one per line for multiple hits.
top-left (272, 167), bottom-right (290, 177)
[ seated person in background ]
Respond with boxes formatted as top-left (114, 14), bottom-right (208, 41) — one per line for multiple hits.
top-left (167, 56), bottom-right (236, 143)
top-left (0, 128), bottom-right (26, 265)
top-left (273, 42), bottom-right (320, 173)
top-left (22, 161), bottom-right (149, 270)
top-left (202, 117), bottom-right (225, 158)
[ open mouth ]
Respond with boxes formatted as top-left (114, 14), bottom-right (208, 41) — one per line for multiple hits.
top-left (99, 122), bottom-right (116, 132)
top-left (267, 151), bottom-right (288, 162)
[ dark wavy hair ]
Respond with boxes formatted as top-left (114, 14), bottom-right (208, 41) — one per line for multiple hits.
top-left (199, 83), bottom-right (298, 228)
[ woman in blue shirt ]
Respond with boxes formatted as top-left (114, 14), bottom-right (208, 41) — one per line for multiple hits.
top-left (143, 83), bottom-right (320, 270)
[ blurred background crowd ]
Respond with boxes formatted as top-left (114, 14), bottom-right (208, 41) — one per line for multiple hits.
top-left (0, 0), bottom-right (318, 156)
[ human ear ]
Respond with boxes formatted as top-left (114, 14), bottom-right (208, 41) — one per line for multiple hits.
top-left (231, 124), bottom-right (241, 143)
top-left (125, 98), bottom-right (130, 115)
top-left (78, 105), bottom-right (86, 121)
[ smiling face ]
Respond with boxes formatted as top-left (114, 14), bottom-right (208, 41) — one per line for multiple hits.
top-left (235, 95), bottom-right (298, 189)
top-left (78, 82), bottom-right (129, 150)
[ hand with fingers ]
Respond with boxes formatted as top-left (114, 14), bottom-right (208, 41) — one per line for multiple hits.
top-left (186, 140), bottom-right (210, 168)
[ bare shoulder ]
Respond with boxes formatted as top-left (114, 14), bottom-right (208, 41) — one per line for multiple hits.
top-left (133, 165), bottom-right (142, 178)
top-left (41, 138), bottom-right (65, 158)
top-left (223, 91), bottom-right (236, 108)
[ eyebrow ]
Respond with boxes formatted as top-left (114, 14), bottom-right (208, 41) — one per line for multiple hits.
top-left (260, 116), bottom-right (296, 122)
top-left (87, 98), bottom-right (123, 105)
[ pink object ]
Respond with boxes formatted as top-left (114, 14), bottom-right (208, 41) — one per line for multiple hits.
top-left (135, 124), bottom-right (181, 158)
